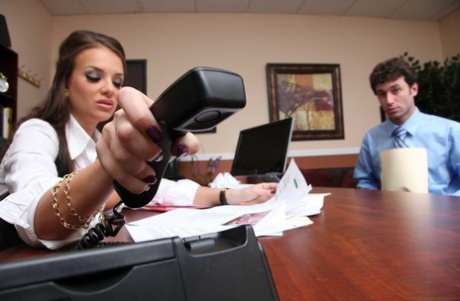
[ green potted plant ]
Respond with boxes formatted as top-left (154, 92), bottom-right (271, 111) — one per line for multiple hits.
top-left (401, 52), bottom-right (460, 122)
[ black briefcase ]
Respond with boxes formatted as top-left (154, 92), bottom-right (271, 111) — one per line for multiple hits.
top-left (0, 225), bottom-right (279, 301)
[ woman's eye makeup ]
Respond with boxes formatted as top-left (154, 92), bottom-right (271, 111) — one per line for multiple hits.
top-left (84, 68), bottom-right (124, 88)
top-left (85, 71), bottom-right (101, 83)
top-left (112, 77), bottom-right (123, 88)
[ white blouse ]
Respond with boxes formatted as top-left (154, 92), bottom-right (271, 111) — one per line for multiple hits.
top-left (0, 116), bottom-right (199, 249)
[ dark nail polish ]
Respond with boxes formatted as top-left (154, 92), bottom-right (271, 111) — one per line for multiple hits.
top-left (177, 144), bottom-right (189, 158)
top-left (142, 175), bottom-right (157, 185)
top-left (146, 127), bottom-right (163, 143)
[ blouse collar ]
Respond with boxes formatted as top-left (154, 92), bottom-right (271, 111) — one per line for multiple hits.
top-left (65, 115), bottom-right (101, 160)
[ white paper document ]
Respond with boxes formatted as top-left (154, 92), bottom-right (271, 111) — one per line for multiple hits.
top-left (127, 159), bottom-right (327, 242)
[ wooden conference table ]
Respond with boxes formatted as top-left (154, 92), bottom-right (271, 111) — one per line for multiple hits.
top-left (1, 187), bottom-right (460, 300)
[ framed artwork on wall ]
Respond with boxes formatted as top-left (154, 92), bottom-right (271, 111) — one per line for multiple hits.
top-left (266, 63), bottom-right (344, 141)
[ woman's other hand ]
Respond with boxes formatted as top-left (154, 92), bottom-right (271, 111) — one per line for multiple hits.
top-left (226, 183), bottom-right (278, 205)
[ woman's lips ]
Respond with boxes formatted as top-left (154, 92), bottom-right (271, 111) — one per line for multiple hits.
top-left (96, 99), bottom-right (114, 110)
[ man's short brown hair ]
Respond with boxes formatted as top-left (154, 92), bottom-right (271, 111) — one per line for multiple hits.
top-left (369, 57), bottom-right (417, 94)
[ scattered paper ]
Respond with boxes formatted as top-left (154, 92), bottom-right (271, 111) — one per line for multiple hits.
top-left (208, 172), bottom-right (242, 188)
top-left (140, 205), bottom-right (210, 212)
top-left (287, 193), bottom-right (330, 217)
top-left (126, 159), bottom-right (326, 242)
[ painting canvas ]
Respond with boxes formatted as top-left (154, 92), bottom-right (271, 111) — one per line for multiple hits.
top-left (266, 63), bottom-right (344, 140)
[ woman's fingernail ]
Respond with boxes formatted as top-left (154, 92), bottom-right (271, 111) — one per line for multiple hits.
top-left (154, 152), bottom-right (164, 162)
top-left (142, 175), bottom-right (157, 185)
top-left (146, 127), bottom-right (163, 143)
top-left (176, 144), bottom-right (189, 158)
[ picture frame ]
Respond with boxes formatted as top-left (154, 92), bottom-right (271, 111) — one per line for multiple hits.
top-left (266, 63), bottom-right (344, 141)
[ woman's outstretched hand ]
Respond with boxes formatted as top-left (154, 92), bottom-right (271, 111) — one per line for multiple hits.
top-left (97, 87), bottom-right (200, 194)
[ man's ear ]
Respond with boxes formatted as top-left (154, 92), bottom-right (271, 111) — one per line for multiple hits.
top-left (410, 82), bottom-right (418, 97)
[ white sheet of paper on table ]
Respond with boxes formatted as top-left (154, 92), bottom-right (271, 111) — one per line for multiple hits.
top-left (126, 159), bottom-right (327, 242)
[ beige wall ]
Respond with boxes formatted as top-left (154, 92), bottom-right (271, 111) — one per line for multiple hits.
top-left (1, 0), bottom-right (458, 160)
top-left (439, 8), bottom-right (460, 59)
top-left (0, 0), bottom-right (53, 118)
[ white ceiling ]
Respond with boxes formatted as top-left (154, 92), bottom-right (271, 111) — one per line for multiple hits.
top-left (40, 0), bottom-right (460, 21)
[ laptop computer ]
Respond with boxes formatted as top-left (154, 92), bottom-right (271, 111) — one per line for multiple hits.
top-left (231, 118), bottom-right (293, 182)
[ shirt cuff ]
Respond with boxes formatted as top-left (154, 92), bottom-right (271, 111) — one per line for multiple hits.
top-left (150, 179), bottom-right (200, 206)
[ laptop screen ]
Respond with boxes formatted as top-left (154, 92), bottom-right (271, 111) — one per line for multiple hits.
top-left (231, 118), bottom-right (293, 178)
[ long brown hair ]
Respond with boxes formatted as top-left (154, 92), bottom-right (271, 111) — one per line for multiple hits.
top-left (4, 30), bottom-right (126, 176)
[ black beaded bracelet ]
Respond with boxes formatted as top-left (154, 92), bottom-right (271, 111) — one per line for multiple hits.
top-left (219, 188), bottom-right (228, 205)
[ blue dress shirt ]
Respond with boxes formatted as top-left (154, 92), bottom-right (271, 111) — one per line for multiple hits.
top-left (353, 108), bottom-right (460, 196)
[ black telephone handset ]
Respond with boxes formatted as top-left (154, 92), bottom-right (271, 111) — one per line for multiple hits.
top-left (77, 67), bottom-right (246, 249)
top-left (113, 67), bottom-right (246, 208)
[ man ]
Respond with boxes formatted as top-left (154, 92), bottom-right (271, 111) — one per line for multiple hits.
top-left (353, 57), bottom-right (460, 195)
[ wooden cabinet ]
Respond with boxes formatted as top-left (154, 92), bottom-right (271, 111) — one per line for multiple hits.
top-left (0, 44), bottom-right (17, 139)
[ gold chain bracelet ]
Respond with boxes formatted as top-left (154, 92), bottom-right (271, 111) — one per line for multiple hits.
top-left (62, 170), bottom-right (92, 222)
top-left (51, 170), bottom-right (104, 230)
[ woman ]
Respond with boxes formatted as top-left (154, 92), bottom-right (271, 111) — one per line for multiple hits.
top-left (0, 30), bottom-right (277, 250)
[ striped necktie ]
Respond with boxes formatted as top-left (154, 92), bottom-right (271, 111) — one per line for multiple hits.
top-left (393, 127), bottom-right (408, 148)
